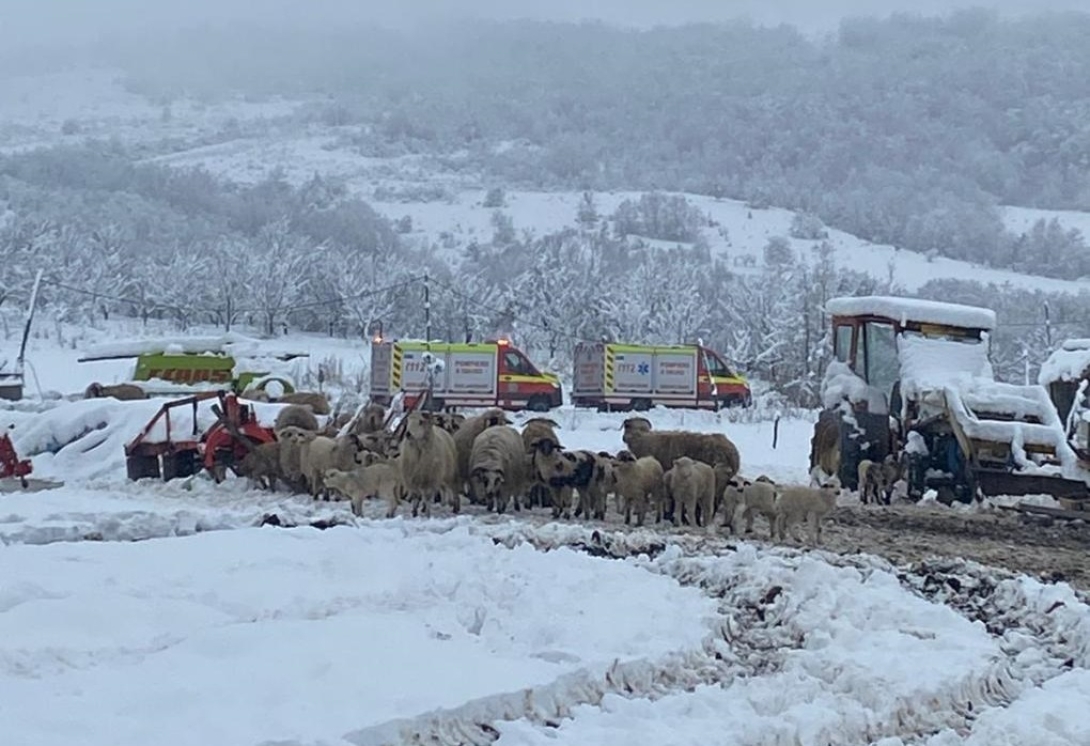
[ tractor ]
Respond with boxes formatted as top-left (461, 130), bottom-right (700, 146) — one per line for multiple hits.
top-left (124, 390), bottom-right (276, 482)
top-left (811, 295), bottom-right (1090, 505)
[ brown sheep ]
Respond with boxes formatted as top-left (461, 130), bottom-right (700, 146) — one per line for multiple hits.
top-left (453, 408), bottom-right (512, 503)
top-left (235, 441), bottom-right (281, 491)
top-left (809, 414), bottom-right (841, 484)
top-left (665, 456), bottom-right (716, 528)
top-left (342, 402), bottom-right (388, 438)
top-left (84, 382), bottom-right (147, 401)
top-left (399, 411), bottom-right (459, 517)
top-left (277, 391), bottom-right (332, 415)
top-left (611, 450), bottom-right (664, 527)
top-left (274, 404), bottom-right (319, 433)
top-left (858, 454), bottom-right (902, 505)
top-left (325, 465), bottom-right (404, 518)
top-left (469, 425), bottom-right (529, 514)
top-left (275, 425), bottom-right (317, 492)
top-left (774, 483), bottom-right (841, 545)
top-left (622, 417), bottom-right (740, 480)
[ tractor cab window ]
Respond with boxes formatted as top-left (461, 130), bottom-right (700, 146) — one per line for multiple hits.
top-left (834, 324), bottom-right (853, 365)
top-left (503, 350), bottom-right (537, 376)
top-left (863, 321), bottom-right (899, 394)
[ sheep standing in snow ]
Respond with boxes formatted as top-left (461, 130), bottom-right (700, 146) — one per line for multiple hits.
top-left (399, 411), bottom-right (459, 517)
top-left (774, 483), bottom-right (841, 545)
top-left (343, 402), bottom-right (388, 437)
top-left (610, 450), bottom-right (664, 527)
top-left (859, 454), bottom-right (903, 505)
top-left (809, 415), bottom-right (841, 485)
top-left (622, 417), bottom-right (740, 522)
top-left (521, 418), bottom-right (562, 508)
top-left (469, 425), bottom-right (530, 514)
top-left (235, 441), bottom-right (282, 491)
top-left (275, 425), bottom-right (317, 492)
top-left (274, 404), bottom-right (320, 433)
top-left (84, 382), bottom-right (147, 401)
top-left (324, 464), bottom-right (404, 518)
top-left (722, 475), bottom-right (778, 537)
top-left (453, 408), bottom-right (511, 503)
top-left (531, 444), bottom-right (611, 520)
top-left (664, 456), bottom-right (716, 528)
top-left (300, 434), bottom-right (366, 500)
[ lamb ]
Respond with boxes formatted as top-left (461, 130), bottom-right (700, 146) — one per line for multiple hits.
top-left (276, 391), bottom-right (332, 416)
top-left (622, 417), bottom-right (740, 521)
top-left (83, 382), bottom-right (147, 401)
top-left (722, 476), bottom-right (778, 537)
top-left (610, 450), bottom-right (664, 527)
top-left (774, 483), bottom-right (841, 545)
top-left (235, 441), bottom-right (281, 491)
top-left (468, 425), bottom-right (530, 514)
top-left (274, 404), bottom-right (320, 433)
top-left (324, 464), bottom-right (404, 518)
top-left (453, 408), bottom-right (511, 503)
top-left (521, 418), bottom-right (562, 508)
top-left (664, 456), bottom-right (716, 528)
top-left (574, 452), bottom-right (614, 521)
top-left (858, 454), bottom-right (903, 505)
top-left (399, 411), bottom-right (459, 517)
top-left (275, 425), bottom-right (317, 493)
top-left (300, 434), bottom-right (365, 500)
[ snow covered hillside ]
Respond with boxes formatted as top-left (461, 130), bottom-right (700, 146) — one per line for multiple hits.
top-left (5, 68), bottom-right (1090, 296)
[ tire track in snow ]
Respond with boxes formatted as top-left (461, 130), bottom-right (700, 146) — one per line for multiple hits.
top-left (326, 522), bottom-right (1088, 746)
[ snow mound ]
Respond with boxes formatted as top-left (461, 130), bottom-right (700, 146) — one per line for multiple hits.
top-left (1039, 338), bottom-right (1090, 387)
top-left (0, 522), bottom-right (717, 746)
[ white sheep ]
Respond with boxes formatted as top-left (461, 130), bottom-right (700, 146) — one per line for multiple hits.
top-left (664, 456), bottom-right (716, 528)
top-left (275, 425), bottom-right (317, 493)
top-left (399, 411), bottom-right (459, 518)
top-left (774, 483), bottom-right (841, 545)
top-left (274, 404), bottom-right (320, 433)
top-left (469, 425), bottom-right (529, 514)
top-left (610, 450), bottom-right (664, 527)
top-left (453, 408), bottom-right (511, 503)
top-left (300, 434), bottom-right (364, 500)
top-left (324, 465), bottom-right (404, 518)
top-left (722, 475), bottom-right (779, 538)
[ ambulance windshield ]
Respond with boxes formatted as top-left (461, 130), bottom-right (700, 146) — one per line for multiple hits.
top-left (703, 350), bottom-right (735, 377)
top-left (504, 350), bottom-right (538, 376)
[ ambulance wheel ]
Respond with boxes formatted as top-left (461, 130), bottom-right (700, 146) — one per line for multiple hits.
top-left (630, 398), bottom-right (652, 412)
top-left (527, 395), bottom-right (552, 413)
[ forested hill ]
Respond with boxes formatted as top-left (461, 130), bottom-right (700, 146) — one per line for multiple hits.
top-left (100, 10), bottom-right (1090, 276)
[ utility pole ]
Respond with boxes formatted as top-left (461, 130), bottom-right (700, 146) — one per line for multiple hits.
top-left (1044, 301), bottom-right (1052, 350)
top-left (423, 272), bottom-right (431, 347)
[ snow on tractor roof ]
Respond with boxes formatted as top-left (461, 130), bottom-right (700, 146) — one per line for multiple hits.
top-left (825, 295), bottom-right (996, 331)
top-left (1038, 339), bottom-right (1090, 386)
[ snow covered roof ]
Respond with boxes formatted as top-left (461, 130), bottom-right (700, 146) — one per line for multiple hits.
top-left (78, 333), bottom-right (309, 362)
top-left (1039, 339), bottom-right (1090, 386)
top-left (825, 296), bottom-right (996, 331)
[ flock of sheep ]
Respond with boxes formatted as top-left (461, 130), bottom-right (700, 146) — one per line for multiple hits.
top-left (235, 399), bottom-right (844, 546)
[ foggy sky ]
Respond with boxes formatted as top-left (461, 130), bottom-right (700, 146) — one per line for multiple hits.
top-left (3, 0), bottom-right (1088, 51)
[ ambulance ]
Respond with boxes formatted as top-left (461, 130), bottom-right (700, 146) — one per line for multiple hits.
top-left (370, 339), bottom-right (563, 412)
top-left (572, 342), bottom-right (751, 411)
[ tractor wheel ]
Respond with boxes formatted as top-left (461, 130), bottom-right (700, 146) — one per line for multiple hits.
top-left (162, 450), bottom-right (200, 481)
top-left (126, 454), bottom-right (161, 481)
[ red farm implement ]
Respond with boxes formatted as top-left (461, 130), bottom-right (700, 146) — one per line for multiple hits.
top-left (125, 390), bottom-right (275, 482)
top-left (0, 431), bottom-right (32, 488)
